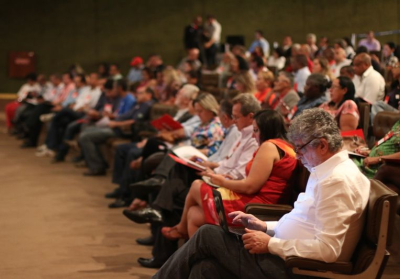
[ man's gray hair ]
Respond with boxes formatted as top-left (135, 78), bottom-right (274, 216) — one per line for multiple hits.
top-left (232, 93), bottom-right (261, 116)
top-left (287, 108), bottom-right (343, 153)
top-left (279, 71), bottom-right (294, 88)
top-left (181, 84), bottom-right (199, 99)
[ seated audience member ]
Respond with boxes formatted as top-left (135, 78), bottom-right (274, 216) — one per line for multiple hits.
top-left (342, 37), bottom-right (356, 59)
top-left (254, 71), bottom-right (275, 108)
top-left (177, 48), bottom-right (202, 73)
top-left (352, 53), bottom-right (385, 104)
top-left (234, 71), bottom-right (256, 94)
top-left (354, 118), bottom-right (400, 178)
top-left (355, 46), bottom-right (383, 74)
top-left (249, 56), bottom-right (268, 80)
top-left (322, 47), bottom-right (335, 66)
top-left (153, 108), bottom-right (370, 279)
top-left (306, 33), bottom-right (318, 57)
top-left (184, 70), bottom-right (200, 87)
top-left (38, 73), bottom-right (102, 159)
top-left (5, 73), bottom-right (41, 132)
top-left (54, 79), bottom-right (122, 162)
top-left (137, 67), bottom-right (156, 91)
top-left (292, 54), bottom-right (311, 96)
top-left (299, 44), bottom-right (313, 72)
top-left (340, 65), bottom-right (355, 79)
top-left (21, 73), bottom-right (75, 148)
top-left (271, 71), bottom-right (300, 115)
top-left (161, 109), bottom-right (296, 239)
top-left (248, 30), bottom-right (270, 58)
top-left (282, 35), bottom-right (292, 58)
top-left (315, 36), bottom-right (329, 58)
top-left (156, 67), bottom-right (181, 105)
top-left (126, 94), bottom-right (260, 268)
top-left (267, 47), bottom-right (286, 70)
top-left (127, 56), bottom-right (144, 85)
top-left (106, 84), bottom-right (200, 208)
top-left (381, 42), bottom-right (398, 69)
top-left (290, 74), bottom-right (329, 119)
top-left (79, 86), bottom-right (155, 176)
top-left (358, 30), bottom-right (381, 52)
top-left (97, 62), bottom-right (110, 83)
top-left (331, 48), bottom-right (352, 77)
top-left (312, 57), bottom-right (334, 81)
top-left (109, 63), bottom-right (123, 80)
top-left (232, 45), bottom-right (247, 58)
top-left (371, 62), bottom-right (400, 119)
top-left (147, 54), bottom-right (165, 76)
top-left (319, 76), bottom-right (359, 131)
top-left (216, 52), bottom-right (234, 86)
top-left (226, 55), bottom-right (249, 89)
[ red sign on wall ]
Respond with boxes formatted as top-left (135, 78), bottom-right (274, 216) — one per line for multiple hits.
top-left (8, 51), bottom-right (36, 78)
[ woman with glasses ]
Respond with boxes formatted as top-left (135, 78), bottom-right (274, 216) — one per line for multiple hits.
top-left (319, 76), bottom-right (359, 131)
top-left (161, 109), bottom-right (297, 239)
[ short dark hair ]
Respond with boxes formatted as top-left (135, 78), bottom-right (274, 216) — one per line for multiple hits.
top-left (145, 86), bottom-right (155, 98)
top-left (143, 67), bottom-right (154, 79)
top-left (253, 56), bottom-right (264, 68)
top-left (110, 63), bottom-right (120, 69)
top-left (254, 109), bottom-right (287, 143)
top-left (255, 30), bottom-right (263, 36)
top-left (356, 46), bottom-right (369, 54)
top-left (235, 55), bottom-right (249, 71)
top-left (76, 74), bottom-right (86, 84)
top-left (340, 65), bottom-right (354, 76)
top-left (26, 72), bottom-right (37, 81)
top-left (274, 47), bottom-right (284, 57)
top-left (116, 79), bottom-right (128, 91)
top-left (294, 54), bottom-right (308, 68)
top-left (104, 79), bottom-right (114, 90)
top-left (219, 99), bottom-right (233, 119)
top-left (187, 70), bottom-right (199, 79)
top-left (336, 76), bottom-right (356, 107)
top-left (385, 42), bottom-right (396, 50)
top-left (63, 72), bottom-right (74, 80)
top-left (307, 73), bottom-right (331, 93)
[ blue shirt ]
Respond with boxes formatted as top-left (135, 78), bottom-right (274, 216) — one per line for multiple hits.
top-left (61, 87), bottom-right (82, 107)
top-left (117, 99), bottom-right (155, 122)
top-left (117, 93), bottom-right (136, 116)
top-left (248, 37), bottom-right (270, 56)
top-left (127, 66), bottom-right (144, 83)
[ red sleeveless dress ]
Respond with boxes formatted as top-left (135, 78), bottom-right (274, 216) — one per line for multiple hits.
top-left (201, 138), bottom-right (297, 226)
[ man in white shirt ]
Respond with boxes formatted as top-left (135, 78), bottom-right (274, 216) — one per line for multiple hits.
top-left (352, 53), bottom-right (385, 104)
top-left (331, 48), bottom-right (351, 77)
top-left (153, 108), bottom-right (370, 278)
top-left (293, 54), bottom-right (311, 96)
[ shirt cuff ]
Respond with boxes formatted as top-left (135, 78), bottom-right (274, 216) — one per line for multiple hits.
top-left (268, 237), bottom-right (283, 258)
top-left (266, 221), bottom-right (278, 232)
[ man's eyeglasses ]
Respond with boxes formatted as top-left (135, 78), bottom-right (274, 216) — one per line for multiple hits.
top-left (294, 137), bottom-right (321, 154)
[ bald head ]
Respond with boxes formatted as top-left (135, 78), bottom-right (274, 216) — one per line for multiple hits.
top-left (353, 53), bottom-right (371, 76)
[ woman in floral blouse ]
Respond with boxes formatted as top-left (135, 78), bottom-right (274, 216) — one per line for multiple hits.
top-left (319, 76), bottom-right (359, 131)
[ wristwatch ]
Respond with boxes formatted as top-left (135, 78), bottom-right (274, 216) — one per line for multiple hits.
top-left (378, 156), bottom-right (382, 163)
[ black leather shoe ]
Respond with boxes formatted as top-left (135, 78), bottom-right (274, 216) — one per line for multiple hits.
top-left (20, 141), bottom-right (36, 148)
top-left (123, 208), bottom-right (163, 224)
top-left (51, 157), bottom-right (64, 164)
top-left (137, 257), bottom-right (164, 268)
top-left (130, 177), bottom-right (166, 189)
top-left (108, 198), bottom-right (130, 208)
top-left (136, 235), bottom-right (155, 246)
top-left (105, 188), bottom-right (121, 199)
top-left (83, 169), bottom-right (106, 176)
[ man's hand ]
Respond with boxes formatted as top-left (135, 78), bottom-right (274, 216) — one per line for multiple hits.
top-left (136, 139), bottom-right (148, 149)
top-left (364, 156), bottom-right (381, 167)
top-left (108, 121), bottom-right (120, 128)
top-left (51, 105), bottom-right (62, 112)
top-left (242, 228), bottom-right (271, 254)
top-left (228, 211), bottom-right (267, 232)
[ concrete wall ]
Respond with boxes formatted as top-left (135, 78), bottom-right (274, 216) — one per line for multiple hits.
top-left (1, 0), bottom-right (399, 92)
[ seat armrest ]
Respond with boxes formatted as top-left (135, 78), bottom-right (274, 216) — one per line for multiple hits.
top-left (245, 203), bottom-right (293, 221)
top-left (285, 256), bottom-right (353, 275)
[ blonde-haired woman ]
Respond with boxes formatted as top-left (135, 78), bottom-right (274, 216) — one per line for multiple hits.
top-left (156, 67), bottom-right (182, 105)
top-left (233, 71), bottom-right (256, 94)
top-left (254, 70), bottom-right (276, 108)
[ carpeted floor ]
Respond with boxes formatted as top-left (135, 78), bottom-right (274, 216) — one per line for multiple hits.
top-left (0, 128), bottom-right (156, 279)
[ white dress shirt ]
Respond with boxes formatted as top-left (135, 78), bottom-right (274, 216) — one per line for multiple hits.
top-left (73, 86), bottom-right (102, 111)
top-left (17, 83), bottom-right (41, 102)
top-left (331, 59), bottom-right (351, 77)
top-left (211, 20), bottom-right (221, 44)
top-left (214, 125), bottom-right (258, 179)
top-left (294, 67), bottom-right (311, 94)
top-left (352, 66), bottom-right (385, 104)
top-left (208, 124), bottom-right (241, 163)
top-left (267, 150), bottom-right (370, 263)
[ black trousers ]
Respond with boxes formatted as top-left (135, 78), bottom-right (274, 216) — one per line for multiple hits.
top-left (25, 102), bottom-right (53, 146)
top-left (153, 225), bottom-right (310, 279)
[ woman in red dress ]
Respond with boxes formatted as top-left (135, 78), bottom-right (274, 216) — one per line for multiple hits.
top-left (162, 109), bottom-right (297, 239)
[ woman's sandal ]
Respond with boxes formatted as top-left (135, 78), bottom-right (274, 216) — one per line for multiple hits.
top-left (161, 226), bottom-right (189, 240)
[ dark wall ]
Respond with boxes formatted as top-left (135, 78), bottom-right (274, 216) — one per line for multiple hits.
top-left (1, 0), bottom-right (399, 92)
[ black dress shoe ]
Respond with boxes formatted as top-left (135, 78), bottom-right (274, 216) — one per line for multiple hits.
top-left (105, 188), bottom-right (121, 199)
top-left (130, 177), bottom-right (166, 189)
top-left (108, 198), bottom-right (130, 208)
top-left (83, 169), bottom-right (106, 176)
top-left (20, 141), bottom-right (36, 148)
top-left (51, 157), bottom-right (64, 164)
top-left (123, 208), bottom-right (163, 224)
top-left (137, 257), bottom-right (164, 268)
top-left (136, 235), bottom-right (155, 246)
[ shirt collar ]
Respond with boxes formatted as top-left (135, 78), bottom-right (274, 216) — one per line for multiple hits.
top-left (362, 66), bottom-right (374, 78)
top-left (240, 124), bottom-right (254, 137)
top-left (311, 150), bottom-right (349, 179)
